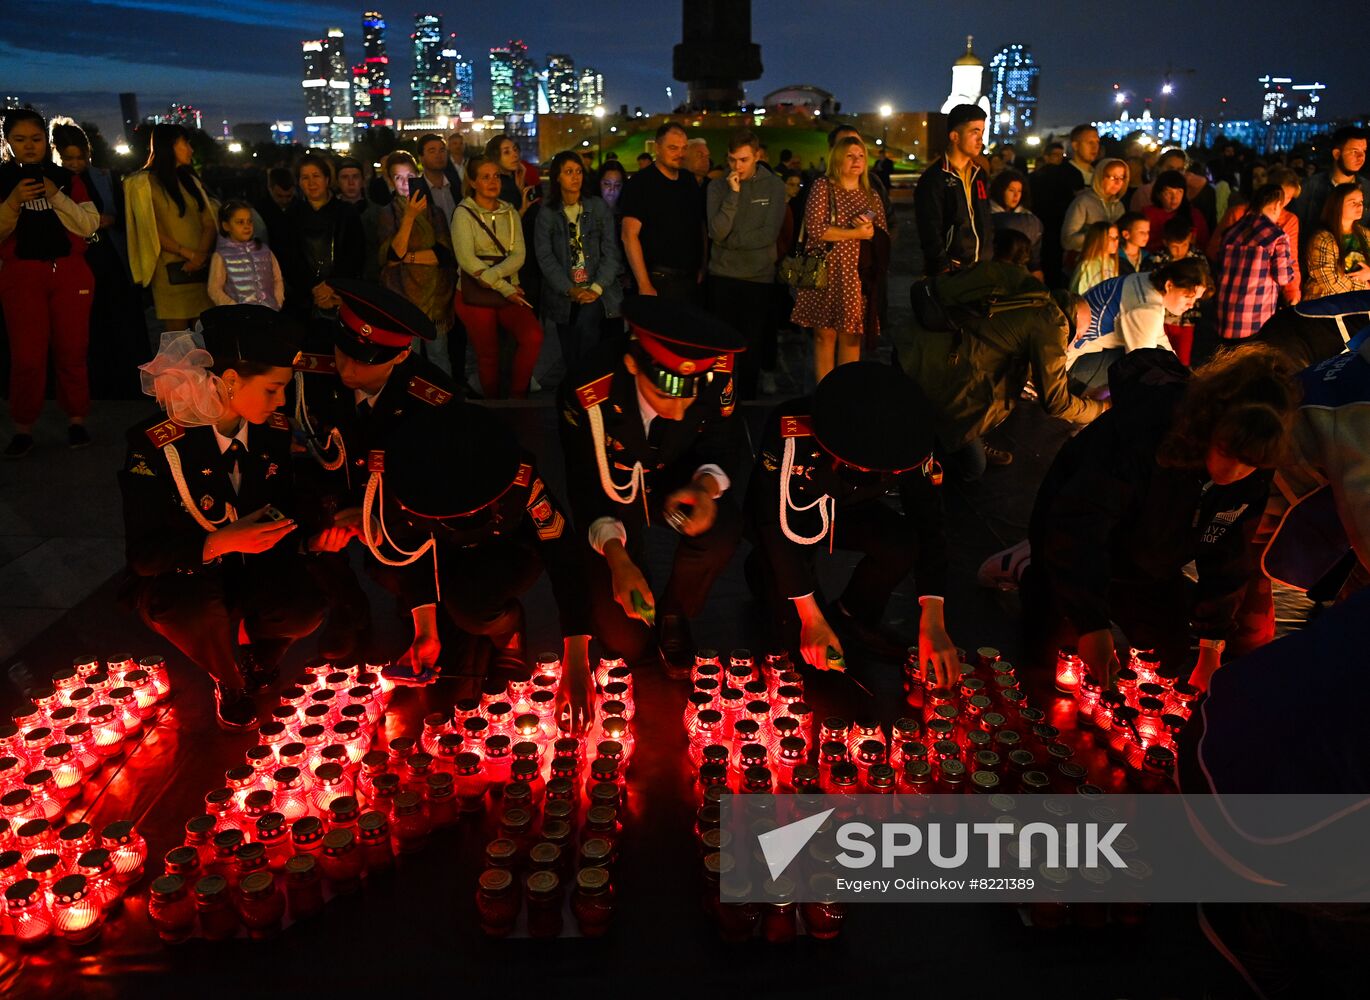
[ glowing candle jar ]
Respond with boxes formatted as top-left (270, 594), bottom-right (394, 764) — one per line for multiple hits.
top-left (237, 870), bottom-right (285, 939)
top-left (1075, 672), bottom-right (1105, 725)
top-left (72, 656), bottom-right (100, 680)
top-left (137, 655), bottom-right (172, 703)
top-left (108, 687), bottom-right (142, 737)
top-left (477, 737), bottom-right (509, 791)
top-left (20, 771), bottom-right (61, 824)
top-left (1054, 647), bottom-right (1084, 695)
top-left (525, 690), bottom-right (556, 742)
top-left (1094, 691), bottom-right (1126, 734)
top-left (476, 868), bottom-right (519, 937)
top-left (230, 841), bottom-right (268, 893)
top-left (853, 739), bottom-right (887, 788)
top-left (4, 878), bottom-right (52, 946)
top-left (0, 849), bottom-right (23, 893)
top-left (390, 791), bottom-right (432, 854)
top-left (300, 660), bottom-right (331, 692)
top-left (291, 816), bottom-right (325, 860)
top-left (204, 787), bottom-right (242, 833)
top-left (534, 651), bottom-right (563, 686)
top-left (253, 814), bottom-right (291, 872)
top-left (162, 843), bottom-right (201, 886)
top-left (346, 685), bottom-right (381, 728)
top-left (1135, 696), bottom-right (1166, 747)
top-left (0, 789), bottom-right (35, 827)
top-left (11, 705), bottom-right (42, 736)
top-left (420, 712), bottom-right (450, 757)
top-left (240, 789), bottom-right (276, 831)
top-left (49, 667), bottom-right (80, 704)
top-left (1105, 705), bottom-right (1141, 763)
top-left (19, 728), bottom-right (54, 771)
top-left (85, 671), bottom-right (115, 698)
top-left (36, 745), bottom-right (80, 803)
top-left (318, 829), bottom-right (363, 894)
top-left (461, 717), bottom-right (490, 756)
top-left (357, 811), bottom-right (392, 874)
top-left (24, 853), bottom-right (61, 893)
top-left (15, 819), bottom-right (54, 865)
top-left (269, 768), bottom-right (310, 822)
top-left (311, 763), bottom-right (348, 814)
top-left (511, 713), bottom-right (542, 749)
top-left (30, 685), bottom-right (62, 724)
top-left (367, 773), bottom-right (400, 816)
top-left (799, 873), bottom-right (847, 940)
top-left (355, 751), bottom-right (389, 806)
top-left (1166, 681), bottom-right (1200, 720)
top-left (147, 874), bottom-right (195, 943)
top-left (120, 669), bottom-right (158, 721)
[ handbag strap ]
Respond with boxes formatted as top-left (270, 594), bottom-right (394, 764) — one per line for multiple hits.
top-left (794, 179), bottom-right (839, 254)
top-left (461, 203), bottom-right (509, 257)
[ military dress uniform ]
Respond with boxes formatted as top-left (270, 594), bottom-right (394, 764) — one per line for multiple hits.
top-left (744, 362), bottom-right (948, 663)
top-left (118, 307), bottom-right (325, 727)
top-left (364, 403), bottom-right (592, 672)
top-left (291, 279), bottom-right (461, 660)
top-left (556, 297), bottom-right (746, 668)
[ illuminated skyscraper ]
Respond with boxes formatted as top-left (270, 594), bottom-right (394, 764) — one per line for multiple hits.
top-left (451, 50), bottom-right (475, 115)
top-left (411, 14), bottom-right (449, 117)
top-left (546, 54), bottom-right (578, 114)
top-left (577, 67), bottom-right (605, 114)
top-left (490, 40), bottom-right (536, 116)
top-left (352, 10), bottom-right (392, 129)
top-left (302, 28), bottom-right (352, 149)
top-left (988, 43), bottom-right (1039, 142)
top-left (1260, 75), bottom-right (1325, 123)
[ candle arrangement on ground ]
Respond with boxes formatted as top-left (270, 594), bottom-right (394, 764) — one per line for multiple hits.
top-left (474, 654), bottom-right (631, 939)
top-left (685, 649), bottom-right (849, 942)
top-left (0, 654), bottom-right (166, 947)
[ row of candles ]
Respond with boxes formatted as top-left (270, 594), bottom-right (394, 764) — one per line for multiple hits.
top-left (684, 650), bottom-right (847, 942)
top-left (148, 654), bottom-right (630, 940)
top-left (1053, 646), bottom-right (1200, 779)
top-left (474, 655), bottom-right (633, 939)
top-left (0, 654), bottom-right (167, 947)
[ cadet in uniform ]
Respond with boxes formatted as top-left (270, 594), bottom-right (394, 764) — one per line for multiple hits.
top-left (744, 361), bottom-right (959, 685)
top-left (557, 297), bottom-right (745, 676)
top-left (119, 305), bottom-right (326, 729)
top-left (292, 278), bottom-right (460, 660)
top-left (361, 403), bottom-right (595, 728)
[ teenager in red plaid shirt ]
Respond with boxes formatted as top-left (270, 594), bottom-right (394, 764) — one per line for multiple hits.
top-left (1217, 184), bottom-right (1294, 340)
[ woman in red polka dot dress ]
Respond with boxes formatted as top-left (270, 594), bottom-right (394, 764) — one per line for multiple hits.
top-left (791, 135), bottom-right (888, 381)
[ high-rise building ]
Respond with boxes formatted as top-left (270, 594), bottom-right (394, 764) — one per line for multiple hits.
top-left (302, 28), bottom-right (353, 150)
top-left (941, 35), bottom-right (991, 118)
top-left (490, 40), bottom-right (536, 116)
top-left (987, 43), bottom-right (1039, 142)
top-left (577, 67), bottom-right (605, 114)
top-left (411, 14), bottom-right (450, 117)
top-left (451, 50), bottom-right (475, 115)
top-left (1259, 75), bottom-right (1325, 123)
top-left (352, 10), bottom-right (392, 129)
top-left (546, 54), bottom-right (578, 114)
top-left (119, 93), bottom-right (140, 141)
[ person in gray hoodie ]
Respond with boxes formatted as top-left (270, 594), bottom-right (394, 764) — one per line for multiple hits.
top-left (706, 129), bottom-right (787, 399)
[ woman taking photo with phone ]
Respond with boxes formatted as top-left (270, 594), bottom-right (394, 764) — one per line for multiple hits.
top-left (377, 150), bottom-right (458, 372)
top-left (0, 108), bottom-right (99, 459)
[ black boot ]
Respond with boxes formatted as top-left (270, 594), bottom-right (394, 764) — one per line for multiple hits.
top-left (214, 684), bottom-right (258, 731)
top-left (238, 646), bottom-right (279, 694)
top-left (657, 613), bottom-right (695, 680)
top-left (487, 601), bottom-right (527, 674)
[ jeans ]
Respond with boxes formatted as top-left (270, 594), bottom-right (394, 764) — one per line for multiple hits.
top-left (943, 438), bottom-right (988, 483)
top-left (555, 299), bottom-right (604, 378)
top-left (1068, 346), bottom-right (1124, 394)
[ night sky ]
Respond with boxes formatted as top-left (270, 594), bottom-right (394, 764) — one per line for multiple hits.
top-left (2, 0), bottom-right (1363, 139)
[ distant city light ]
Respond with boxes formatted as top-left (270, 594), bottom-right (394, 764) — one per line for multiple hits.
top-left (1024, 135), bottom-right (1041, 146)
top-left (227, 142), bottom-right (242, 153)
top-left (114, 142), bottom-right (131, 156)
top-left (592, 104), bottom-right (605, 120)
top-left (1162, 83), bottom-right (1175, 96)
top-left (1115, 92), bottom-right (1126, 105)
top-left (879, 103), bottom-right (893, 118)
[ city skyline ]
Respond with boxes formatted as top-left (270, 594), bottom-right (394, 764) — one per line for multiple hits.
top-left (2, 0), bottom-right (1363, 140)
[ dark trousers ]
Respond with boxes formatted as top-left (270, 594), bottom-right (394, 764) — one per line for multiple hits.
top-left (305, 552), bottom-right (373, 663)
top-left (1021, 562), bottom-right (1193, 673)
top-left (135, 556), bottom-right (326, 688)
top-left (749, 499), bottom-right (917, 654)
top-left (588, 498), bottom-right (742, 662)
top-left (647, 268), bottom-right (700, 305)
top-left (555, 299), bottom-right (604, 378)
top-left (707, 275), bottom-right (772, 400)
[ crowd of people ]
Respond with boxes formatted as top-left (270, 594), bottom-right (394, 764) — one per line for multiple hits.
top-left (2, 104), bottom-right (1369, 738)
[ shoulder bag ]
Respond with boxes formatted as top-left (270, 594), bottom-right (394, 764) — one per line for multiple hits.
top-left (778, 181), bottom-right (836, 290)
top-left (459, 204), bottom-right (515, 308)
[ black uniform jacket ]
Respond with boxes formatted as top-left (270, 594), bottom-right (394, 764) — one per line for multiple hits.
top-left (556, 344), bottom-right (742, 534)
top-left (745, 396), bottom-right (948, 601)
top-left (118, 411), bottom-right (299, 578)
top-left (294, 351), bottom-right (460, 516)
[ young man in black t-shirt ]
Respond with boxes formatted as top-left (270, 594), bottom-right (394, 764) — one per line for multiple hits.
top-left (620, 122), bottom-right (706, 303)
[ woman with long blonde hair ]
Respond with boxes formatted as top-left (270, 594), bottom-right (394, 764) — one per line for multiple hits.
top-left (790, 135), bottom-right (887, 381)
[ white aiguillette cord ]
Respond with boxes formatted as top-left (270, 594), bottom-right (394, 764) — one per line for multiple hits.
top-left (588, 401), bottom-right (649, 523)
top-left (778, 435), bottom-right (835, 550)
top-left (361, 471), bottom-right (441, 601)
top-left (165, 443), bottom-right (237, 533)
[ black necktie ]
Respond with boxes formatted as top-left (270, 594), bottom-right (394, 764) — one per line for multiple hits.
top-left (224, 439), bottom-right (243, 492)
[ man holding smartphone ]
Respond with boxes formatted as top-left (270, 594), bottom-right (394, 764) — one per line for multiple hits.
top-left (706, 129), bottom-right (788, 401)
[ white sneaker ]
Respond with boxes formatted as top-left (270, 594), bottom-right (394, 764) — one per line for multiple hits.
top-left (976, 539), bottom-right (1032, 590)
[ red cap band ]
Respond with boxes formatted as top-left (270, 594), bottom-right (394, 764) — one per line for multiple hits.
top-left (628, 322), bottom-right (727, 376)
top-left (338, 300), bottom-right (412, 350)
